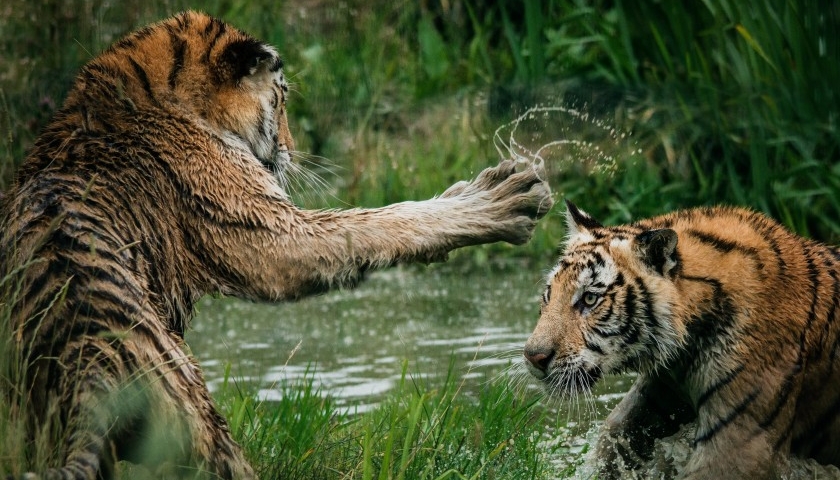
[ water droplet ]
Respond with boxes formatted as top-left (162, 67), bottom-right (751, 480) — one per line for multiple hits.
top-left (491, 104), bottom-right (639, 179)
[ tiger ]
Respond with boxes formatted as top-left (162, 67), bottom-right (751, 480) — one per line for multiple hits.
top-left (0, 10), bottom-right (554, 480)
top-left (523, 200), bottom-right (840, 479)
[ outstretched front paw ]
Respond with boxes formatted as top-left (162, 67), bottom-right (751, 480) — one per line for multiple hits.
top-left (443, 159), bottom-right (554, 245)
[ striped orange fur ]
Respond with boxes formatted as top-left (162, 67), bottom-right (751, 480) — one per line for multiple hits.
top-left (0, 11), bottom-right (552, 479)
top-left (525, 200), bottom-right (840, 479)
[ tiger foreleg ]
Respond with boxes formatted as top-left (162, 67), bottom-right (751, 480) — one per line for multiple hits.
top-left (178, 388), bottom-right (256, 480)
top-left (595, 375), bottom-right (694, 479)
top-left (199, 159), bottom-right (553, 302)
top-left (681, 427), bottom-right (786, 480)
top-left (680, 399), bottom-right (793, 480)
top-left (36, 336), bottom-right (255, 480)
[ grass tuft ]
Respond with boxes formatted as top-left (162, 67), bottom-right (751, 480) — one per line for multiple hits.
top-left (213, 359), bottom-right (571, 480)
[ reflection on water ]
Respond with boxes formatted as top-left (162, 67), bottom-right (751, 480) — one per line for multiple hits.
top-left (189, 264), bottom-right (545, 410)
top-left (187, 263), bottom-right (631, 418)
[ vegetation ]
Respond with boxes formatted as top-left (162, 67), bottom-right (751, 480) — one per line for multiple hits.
top-left (210, 361), bottom-right (582, 480)
top-left (1, 0), bottom-right (838, 478)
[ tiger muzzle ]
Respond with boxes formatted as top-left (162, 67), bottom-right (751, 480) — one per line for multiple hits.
top-left (523, 343), bottom-right (556, 379)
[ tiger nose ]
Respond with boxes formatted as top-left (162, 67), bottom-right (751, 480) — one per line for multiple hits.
top-left (524, 344), bottom-right (555, 373)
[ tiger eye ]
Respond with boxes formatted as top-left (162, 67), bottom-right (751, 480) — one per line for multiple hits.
top-left (583, 292), bottom-right (599, 307)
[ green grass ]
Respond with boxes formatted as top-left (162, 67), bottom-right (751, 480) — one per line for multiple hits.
top-left (211, 360), bottom-right (578, 480)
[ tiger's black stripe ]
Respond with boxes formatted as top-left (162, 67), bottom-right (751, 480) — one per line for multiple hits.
top-left (619, 284), bottom-right (640, 344)
top-left (202, 18), bottom-right (227, 66)
top-left (761, 246), bottom-right (821, 435)
top-left (584, 335), bottom-right (605, 355)
top-left (634, 280), bottom-right (658, 337)
top-left (592, 294), bottom-right (618, 336)
top-left (696, 363), bottom-right (746, 408)
top-left (128, 58), bottom-right (156, 105)
top-left (168, 33), bottom-right (187, 90)
top-left (75, 284), bottom-right (144, 320)
top-left (686, 229), bottom-right (762, 263)
top-left (694, 388), bottom-right (760, 445)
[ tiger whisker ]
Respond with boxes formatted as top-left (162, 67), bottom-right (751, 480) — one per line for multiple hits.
top-left (283, 151), bottom-right (346, 207)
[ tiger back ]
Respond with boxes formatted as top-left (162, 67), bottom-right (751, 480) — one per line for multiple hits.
top-left (524, 201), bottom-right (840, 479)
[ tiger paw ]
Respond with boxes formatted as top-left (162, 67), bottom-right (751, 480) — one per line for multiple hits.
top-left (443, 159), bottom-right (554, 246)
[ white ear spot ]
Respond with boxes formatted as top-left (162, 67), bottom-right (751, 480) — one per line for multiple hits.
top-left (564, 200), bottom-right (603, 239)
top-left (564, 207), bottom-right (582, 238)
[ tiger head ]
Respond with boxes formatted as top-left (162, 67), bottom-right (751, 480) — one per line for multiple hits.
top-left (524, 201), bottom-right (687, 396)
top-left (67, 10), bottom-right (294, 180)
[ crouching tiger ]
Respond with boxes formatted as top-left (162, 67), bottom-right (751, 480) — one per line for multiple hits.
top-left (0, 10), bottom-right (553, 480)
top-left (524, 201), bottom-right (840, 479)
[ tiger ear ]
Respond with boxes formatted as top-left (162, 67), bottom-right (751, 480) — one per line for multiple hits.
top-left (217, 39), bottom-right (281, 83)
top-left (564, 200), bottom-right (603, 237)
top-left (634, 229), bottom-right (679, 276)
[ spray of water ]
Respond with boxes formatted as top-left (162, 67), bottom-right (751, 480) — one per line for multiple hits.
top-left (491, 104), bottom-right (643, 179)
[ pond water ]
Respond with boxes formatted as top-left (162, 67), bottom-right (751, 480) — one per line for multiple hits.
top-left (186, 261), bottom-right (630, 418)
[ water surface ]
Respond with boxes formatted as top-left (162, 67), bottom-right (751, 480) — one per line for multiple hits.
top-left (186, 262), bottom-right (629, 417)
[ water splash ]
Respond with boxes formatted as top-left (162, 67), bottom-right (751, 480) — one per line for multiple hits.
top-left (492, 104), bottom-right (643, 177)
top-left (571, 421), bottom-right (840, 479)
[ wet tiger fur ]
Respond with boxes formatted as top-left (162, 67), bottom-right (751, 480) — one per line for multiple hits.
top-left (524, 201), bottom-right (840, 479)
top-left (0, 11), bottom-right (553, 479)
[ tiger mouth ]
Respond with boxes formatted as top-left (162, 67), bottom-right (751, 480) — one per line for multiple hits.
top-left (543, 366), bottom-right (602, 395)
top-left (259, 150), bottom-right (290, 179)
top-left (261, 157), bottom-right (281, 174)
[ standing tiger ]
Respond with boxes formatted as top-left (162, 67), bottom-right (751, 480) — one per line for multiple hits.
top-left (0, 11), bottom-right (553, 480)
top-left (524, 201), bottom-right (840, 479)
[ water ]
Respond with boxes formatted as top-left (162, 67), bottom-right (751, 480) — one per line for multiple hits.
top-left (574, 422), bottom-right (840, 480)
top-left (187, 263), bottom-right (622, 413)
top-left (491, 104), bottom-right (643, 177)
